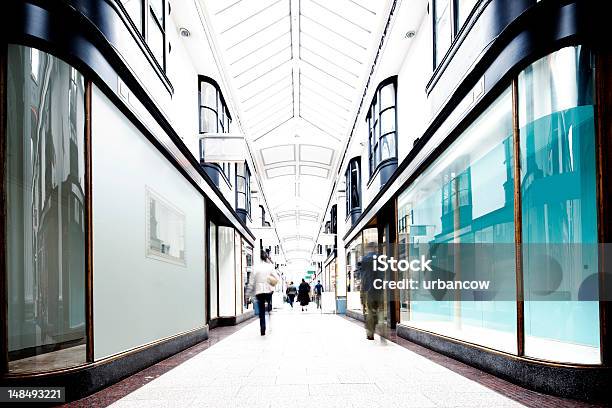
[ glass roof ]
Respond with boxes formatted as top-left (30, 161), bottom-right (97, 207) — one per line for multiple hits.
top-left (201, 0), bottom-right (391, 267)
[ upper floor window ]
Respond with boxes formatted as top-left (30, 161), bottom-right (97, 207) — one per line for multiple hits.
top-left (121, 0), bottom-right (167, 71)
top-left (345, 157), bottom-right (361, 214)
top-left (433, 0), bottom-right (479, 67)
top-left (367, 78), bottom-right (397, 176)
top-left (235, 162), bottom-right (251, 218)
top-left (199, 76), bottom-right (232, 134)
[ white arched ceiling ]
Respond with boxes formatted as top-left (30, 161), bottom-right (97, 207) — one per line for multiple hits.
top-left (199, 0), bottom-right (393, 269)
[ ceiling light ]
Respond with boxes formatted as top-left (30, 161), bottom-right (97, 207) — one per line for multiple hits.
top-left (179, 28), bottom-right (191, 38)
top-left (405, 30), bottom-right (416, 39)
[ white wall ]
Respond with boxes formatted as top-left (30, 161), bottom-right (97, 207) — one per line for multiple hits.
top-left (92, 87), bottom-right (206, 360)
top-left (218, 226), bottom-right (236, 316)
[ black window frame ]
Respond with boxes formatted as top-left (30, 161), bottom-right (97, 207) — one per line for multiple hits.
top-left (120, 0), bottom-right (167, 72)
top-left (366, 77), bottom-right (398, 178)
top-left (235, 161), bottom-right (251, 219)
top-left (198, 75), bottom-right (232, 134)
top-left (432, 0), bottom-right (481, 69)
top-left (345, 156), bottom-right (361, 216)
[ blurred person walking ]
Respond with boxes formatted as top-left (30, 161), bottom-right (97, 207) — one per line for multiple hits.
top-left (297, 279), bottom-right (311, 311)
top-left (360, 243), bottom-right (383, 340)
top-left (247, 249), bottom-right (278, 335)
top-left (286, 281), bottom-right (297, 308)
top-left (314, 280), bottom-right (324, 309)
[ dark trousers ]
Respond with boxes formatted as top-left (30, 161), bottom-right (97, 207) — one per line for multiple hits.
top-left (287, 294), bottom-right (295, 307)
top-left (256, 293), bottom-right (268, 334)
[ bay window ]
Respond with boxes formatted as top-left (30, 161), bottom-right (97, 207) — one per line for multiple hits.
top-left (199, 76), bottom-right (232, 134)
top-left (367, 78), bottom-right (397, 177)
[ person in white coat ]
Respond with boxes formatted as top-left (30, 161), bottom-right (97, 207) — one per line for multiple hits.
top-left (247, 249), bottom-right (277, 335)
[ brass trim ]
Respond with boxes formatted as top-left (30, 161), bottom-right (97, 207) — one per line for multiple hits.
top-left (84, 80), bottom-right (94, 363)
top-left (511, 78), bottom-right (525, 357)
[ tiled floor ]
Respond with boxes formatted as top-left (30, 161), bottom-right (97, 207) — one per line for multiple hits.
top-left (99, 308), bottom-right (535, 408)
top-left (66, 306), bottom-right (602, 408)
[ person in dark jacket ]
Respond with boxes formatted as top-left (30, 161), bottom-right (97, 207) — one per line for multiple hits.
top-left (360, 243), bottom-right (384, 340)
top-left (297, 279), bottom-right (311, 311)
top-left (286, 281), bottom-right (297, 308)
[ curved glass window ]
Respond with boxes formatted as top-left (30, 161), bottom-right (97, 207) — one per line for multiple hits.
top-left (367, 79), bottom-right (397, 176)
top-left (520, 46), bottom-right (600, 364)
top-left (5, 45), bottom-right (87, 372)
top-left (397, 46), bottom-right (601, 364)
top-left (199, 77), bottom-right (232, 134)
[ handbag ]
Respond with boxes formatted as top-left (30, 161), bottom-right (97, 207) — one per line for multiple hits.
top-left (267, 273), bottom-right (279, 286)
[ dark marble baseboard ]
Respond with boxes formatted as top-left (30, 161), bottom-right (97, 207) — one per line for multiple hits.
top-left (396, 324), bottom-right (612, 404)
top-left (346, 309), bottom-right (365, 322)
top-left (216, 310), bottom-right (256, 327)
top-left (0, 326), bottom-right (209, 402)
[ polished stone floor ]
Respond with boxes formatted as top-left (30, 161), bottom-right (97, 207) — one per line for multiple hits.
top-left (103, 306), bottom-right (533, 408)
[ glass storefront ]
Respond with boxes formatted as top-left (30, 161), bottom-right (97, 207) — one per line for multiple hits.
top-left (397, 87), bottom-right (516, 353)
top-left (519, 46), bottom-right (600, 363)
top-left (396, 46), bottom-right (601, 363)
top-left (5, 45), bottom-right (87, 372)
top-left (346, 233), bottom-right (363, 311)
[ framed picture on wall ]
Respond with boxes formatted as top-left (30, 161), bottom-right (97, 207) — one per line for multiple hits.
top-left (145, 186), bottom-right (187, 266)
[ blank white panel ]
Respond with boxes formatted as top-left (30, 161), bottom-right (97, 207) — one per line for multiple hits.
top-left (92, 87), bottom-right (205, 360)
top-left (218, 226), bottom-right (236, 317)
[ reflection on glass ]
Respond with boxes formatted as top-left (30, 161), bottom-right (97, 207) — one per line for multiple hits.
top-left (397, 88), bottom-right (517, 353)
top-left (209, 222), bottom-right (218, 319)
top-left (520, 46), bottom-right (600, 364)
top-left (146, 188), bottom-right (186, 266)
top-left (6, 45), bottom-right (87, 372)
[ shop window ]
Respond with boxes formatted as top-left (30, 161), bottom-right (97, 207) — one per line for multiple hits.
top-left (120, 0), bottom-right (167, 71)
top-left (6, 45), bottom-right (87, 372)
top-left (433, 0), bottom-right (480, 68)
top-left (396, 86), bottom-right (516, 353)
top-left (198, 76), bottom-right (232, 134)
top-left (367, 78), bottom-right (397, 177)
top-left (520, 46), bottom-right (600, 364)
top-left (395, 45), bottom-right (600, 364)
